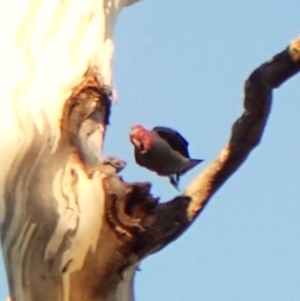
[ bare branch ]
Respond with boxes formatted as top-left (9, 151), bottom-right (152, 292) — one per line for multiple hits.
top-left (185, 37), bottom-right (300, 221)
top-left (130, 37), bottom-right (300, 257)
top-left (1, 0), bottom-right (299, 298)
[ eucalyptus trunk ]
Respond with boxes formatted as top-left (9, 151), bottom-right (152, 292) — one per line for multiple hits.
top-left (1, 1), bottom-right (300, 301)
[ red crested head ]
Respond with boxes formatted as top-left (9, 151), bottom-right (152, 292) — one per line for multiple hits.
top-left (129, 125), bottom-right (154, 153)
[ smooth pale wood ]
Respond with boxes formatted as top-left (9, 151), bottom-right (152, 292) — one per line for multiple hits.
top-left (0, 1), bottom-right (299, 300)
top-left (0, 1), bottom-right (140, 301)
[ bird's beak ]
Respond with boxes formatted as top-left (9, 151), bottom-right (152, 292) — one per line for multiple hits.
top-left (130, 136), bottom-right (147, 153)
top-left (130, 127), bottom-right (147, 152)
top-left (129, 128), bottom-right (141, 146)
top-left (130, 137), bottom-right (141, 148)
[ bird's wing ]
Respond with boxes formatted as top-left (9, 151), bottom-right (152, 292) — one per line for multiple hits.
top-left (152, 126), bottom-right (190, 157)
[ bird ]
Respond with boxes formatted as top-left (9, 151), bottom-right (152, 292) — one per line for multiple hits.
top-left (129, 125), bottom-right (203, 189)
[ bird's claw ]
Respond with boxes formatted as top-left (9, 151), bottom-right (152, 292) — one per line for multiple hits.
top-left (169, 174), bottom-right (180, 190)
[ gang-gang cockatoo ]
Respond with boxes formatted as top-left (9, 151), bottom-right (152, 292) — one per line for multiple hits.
top-left (129, 125), bottom-right (203, 189)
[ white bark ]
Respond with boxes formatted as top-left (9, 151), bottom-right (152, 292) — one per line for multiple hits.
top-left (1, 1), bottom-right (299, 301)
top-left (0, 1), bottom-right (140, 300)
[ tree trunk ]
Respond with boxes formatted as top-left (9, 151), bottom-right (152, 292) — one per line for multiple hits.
top-left (0, 0), bottom-right (141, 300)
top-left (1, 1), bottom-right (300, 301)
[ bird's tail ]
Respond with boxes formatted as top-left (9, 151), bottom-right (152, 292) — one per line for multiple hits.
top-left (181, 159), bottom-right (203, 174)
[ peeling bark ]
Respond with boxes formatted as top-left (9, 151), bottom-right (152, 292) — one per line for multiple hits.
top-left (0, 0), bottom-right (300, 300)
top-left (0, 1), bottom-right (140, 300)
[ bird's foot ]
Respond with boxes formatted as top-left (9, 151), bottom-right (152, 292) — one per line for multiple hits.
top-left (169, 174), bottom-right (180, 190)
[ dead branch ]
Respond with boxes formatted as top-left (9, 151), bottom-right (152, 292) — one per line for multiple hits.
top-left (185, 37), bottom-right (300, 222)
top-left (1, 1), bottom-right (299, 297)
top-left (115, 37), bottom-right (300, 259)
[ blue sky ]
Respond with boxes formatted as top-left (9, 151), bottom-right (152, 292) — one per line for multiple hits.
top-left (1, 1), bottom-right (300, 300)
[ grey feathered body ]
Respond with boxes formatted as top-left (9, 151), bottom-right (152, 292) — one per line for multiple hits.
top-left (134, 132), bottom-right (197, 176)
